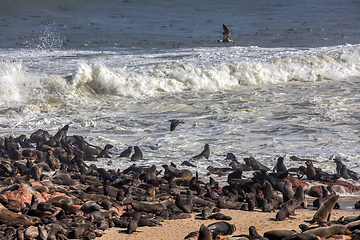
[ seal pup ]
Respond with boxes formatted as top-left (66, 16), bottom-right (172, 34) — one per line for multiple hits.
top-left (218, 24), bottom-right (234, 43)
top-left (131, 146), bottom-right (143, 161)
top-left (168, 119), bottom-right (184, 131)
top-left (127, 212), bottom-right (140, 234)
top-left (119, 146), bottom-right (132, 157)
top-left (201, 202), bottom-right (216, 220)
top-left (191, 144), bottom-right (210, 160)
top-left (207, 221), bottom-right (236, 236)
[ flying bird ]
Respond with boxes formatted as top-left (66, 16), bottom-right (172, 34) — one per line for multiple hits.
top-left (168, 119), bottom-right (184, 131)
top-left (218, 24), bottom-right (234, 43)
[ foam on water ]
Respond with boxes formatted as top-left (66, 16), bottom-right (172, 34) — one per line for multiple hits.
top-left (1, 44), bottom-right (359, 103)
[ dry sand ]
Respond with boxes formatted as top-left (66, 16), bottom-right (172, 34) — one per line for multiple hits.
top-left (97, 202), bottom-right (359, 240)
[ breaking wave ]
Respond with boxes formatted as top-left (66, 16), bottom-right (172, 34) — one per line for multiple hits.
top-left (0, 44), bottom-right (359, 104)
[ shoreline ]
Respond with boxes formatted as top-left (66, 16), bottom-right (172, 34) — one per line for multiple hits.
top-left (0, 125), bottom-right (359, 240)
top-left (97, 205), bottom-right (359, 240)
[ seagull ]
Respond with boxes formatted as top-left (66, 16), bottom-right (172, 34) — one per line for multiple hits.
top-left (218, 24), bottom-right (234, 43)
top-left (168, 119), bottom-right (184, 131)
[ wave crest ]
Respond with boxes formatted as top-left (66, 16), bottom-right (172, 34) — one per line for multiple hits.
top-left (0, 45), bottom-right (359, 105)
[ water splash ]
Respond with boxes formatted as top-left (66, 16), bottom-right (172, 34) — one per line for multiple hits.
top-left (23, 23), bottom-right (64, 50)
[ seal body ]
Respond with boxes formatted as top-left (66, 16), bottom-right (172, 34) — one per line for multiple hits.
top-left (119, 146), bottom-right (132, 157)
top-left (131, 146), bottom-right (143, 161)
top-left (303, 225), bottom-right (351, 238)
top-left (312, 195), bottom-right (339, 223)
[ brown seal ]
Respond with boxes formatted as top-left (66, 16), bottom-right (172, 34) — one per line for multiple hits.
top-left (312, 194), bottom-right (339, 223)
top-left (276, 198), bottom-right (299, 221)
top-left (191, 144), bottom-right (210, 160)
top-left (282, 179), bottom-right (295, 202)
top-left (201, 202), bottom-right (216, 220)
top-left (303, 225), bottom-right (351, 238)
top-left (264, 230), bottom-right (297, 240)
top-left (127, 212), bottom-right (140, 234)
top-left (198, 224), bottom-right (212, 240)
top-left (305, 160), bottom-right (317, 180)
top-left (131, 201), bottom-right (166, 214)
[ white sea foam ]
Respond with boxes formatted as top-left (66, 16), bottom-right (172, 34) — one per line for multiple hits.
top-left (0, 44), bottom-right (359, 104)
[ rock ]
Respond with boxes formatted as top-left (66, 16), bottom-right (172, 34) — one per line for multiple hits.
top-left (3, 187), bottom-right (32, 210)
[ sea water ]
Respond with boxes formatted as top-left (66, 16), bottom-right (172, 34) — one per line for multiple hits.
top-left (0, 0), bottom-right (359, 184)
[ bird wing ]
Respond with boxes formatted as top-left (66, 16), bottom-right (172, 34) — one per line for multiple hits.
top-left (223, 24), bottom-right (230, 35)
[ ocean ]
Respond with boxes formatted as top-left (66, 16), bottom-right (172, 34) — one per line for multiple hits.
top-left (0, 0), bottom-right (359, 185)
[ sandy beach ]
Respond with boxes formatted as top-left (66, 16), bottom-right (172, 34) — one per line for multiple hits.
top-left (97, 201), bottom-right (359, 240)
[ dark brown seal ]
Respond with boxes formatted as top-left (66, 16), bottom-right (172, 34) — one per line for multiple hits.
top-left (199, 224), bottom-right (212, 240)
top-left (119, 146), bottom-right (132, 157)
top-left (191, 144), bottom-right (210, 160)
top-left (131, 146), bottom-right (143, 161)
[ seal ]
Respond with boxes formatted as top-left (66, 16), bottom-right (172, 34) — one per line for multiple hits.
top-left (225, 153), bottom-right (237, 161)
top-left (339, 164), bottom-right (350, 179)
top-left (276, 198), bottom-right (299, 221)
top-left (201, 203), bottom-right (216, 220)
top-left (246, 157), bottom-right (270, 171)
top-left (131, 146), bottom-right (143, 161)
top-left (218, 24), bottom-right (234, 43)
top-left (207, 221), bottom-right (236, 236)
top-left (191, 144), bottom-right (210, 160)
top-left (131, 201), bottom-right (166, 214)
top-left (96, 144), bottom-right (113, 158)
top-left (303, 225), bottom-right (351, 238)
top-left (334, 158), bottom-right (359, 180)
top-left (312, 194), bottom-right (339, 223)
top-left (274, 157), bottom-right (287, 172)
top-left (119, 146), bottom-right (132, 157)
top-left (282, 233), bottom-right (319, 240)
top-left (234, 226), bottom-right (267, 240)
top-left (46, 124), bottom-right (69, 147)
top-left (127, 212), bottom-right (140, 234)
top-left (305, 160), bottom-right (317, 180)
top-left (282, 179), bottom-right (295, 202)
top-left (168, 119), bottom-right (184, 131)
top-left (47, 223), bottom-right (67, 240)
top-left (208, 212), bottom-right (232, 220)
top-left (175, 191), bottom-right (193, 213)
top-left (199, 224), bottom-right (212, 240)
top-left (264, 230), bottom-right (297, 240)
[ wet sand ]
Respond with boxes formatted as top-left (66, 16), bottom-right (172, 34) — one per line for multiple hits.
top-left (98, 202), bottom-right (360, 240)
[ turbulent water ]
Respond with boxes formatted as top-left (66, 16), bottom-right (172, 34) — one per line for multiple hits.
top-left (0, 0), bottom-right (359, 185)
